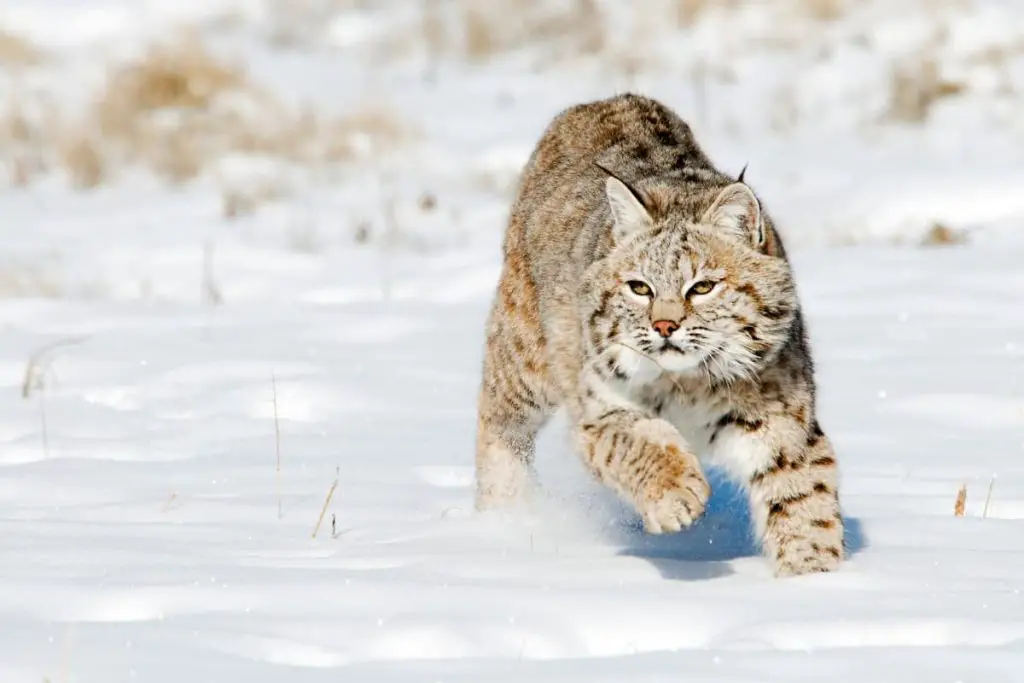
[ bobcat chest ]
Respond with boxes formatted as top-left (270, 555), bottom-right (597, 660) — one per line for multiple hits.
top-left (658, 397), bottom-right (727, 456)
top-left (614, 374), bottom-right (730, 457)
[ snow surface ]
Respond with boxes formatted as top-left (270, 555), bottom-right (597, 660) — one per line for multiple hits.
top-left (3, 239), bottom-right (1024, 682)
top-left (1, 0), bottom-right (1024, 681)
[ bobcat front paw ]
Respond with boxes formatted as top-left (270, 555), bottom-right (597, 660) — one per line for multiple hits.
top-left (474, 463), bottom-right (536, 511)
top-left (773, 537), bottom-right (843, 577)
top-left (633, 439), bottom-right (710, 534)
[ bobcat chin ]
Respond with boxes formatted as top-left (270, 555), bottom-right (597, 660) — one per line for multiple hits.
top-left (474, 93), bottom-right (843, 577)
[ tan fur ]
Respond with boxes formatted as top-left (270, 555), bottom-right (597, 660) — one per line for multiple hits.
top-left (475, 93), bottom-right (843, 576)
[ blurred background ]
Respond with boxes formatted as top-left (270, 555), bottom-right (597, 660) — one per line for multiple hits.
top-left (0, 0), bottom-right (1022, 301)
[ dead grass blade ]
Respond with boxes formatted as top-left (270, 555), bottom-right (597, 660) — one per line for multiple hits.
top-left (982, 476), bottom-right (996, 519)
top-left (312, 467), bottom-right (339, 538)
top-left (954, 484), bottom-right (967, 517)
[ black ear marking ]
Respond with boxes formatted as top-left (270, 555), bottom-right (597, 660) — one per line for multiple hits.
top-left (594, 161), bottom-right (652, 213)
top-left (737, 163), bottom-right (749, 184)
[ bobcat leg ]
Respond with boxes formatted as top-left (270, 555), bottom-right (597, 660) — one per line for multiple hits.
top-left (475, 288), bottom-right (555, 510)
top-left (711, 413), bottom-right (844, 575)
top-left (572, 378), bottom-right (710, 533)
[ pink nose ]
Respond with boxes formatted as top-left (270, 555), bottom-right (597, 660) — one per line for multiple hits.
top-left (652, 320), bottom-right (679, 338)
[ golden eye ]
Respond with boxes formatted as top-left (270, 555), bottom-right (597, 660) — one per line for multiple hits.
top-left (690, 280), bottom-right (716, 296)
top-left (627, 280), bottom-right (652, 297)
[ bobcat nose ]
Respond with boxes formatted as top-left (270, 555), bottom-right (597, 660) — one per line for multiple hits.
top-left (652, 320), bottom-right (679, 338)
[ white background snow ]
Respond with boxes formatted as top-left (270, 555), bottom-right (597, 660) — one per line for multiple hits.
top-left (0, 1), bottom-right (1023, 681)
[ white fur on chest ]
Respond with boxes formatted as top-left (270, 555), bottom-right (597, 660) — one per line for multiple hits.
top-left (606, 360), bottom-right (728, 458)
top-left (659, 399), bottom-right (723, 457)
top-left (663, 397), bottom-right (775, 483)
top-left (606, 370), bottom-right (772, 482)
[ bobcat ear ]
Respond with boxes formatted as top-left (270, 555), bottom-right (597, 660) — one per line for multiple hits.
top-left (597, 164), bottom-right (653, 242)
top-left (701, 182), bottom-right (764, 248)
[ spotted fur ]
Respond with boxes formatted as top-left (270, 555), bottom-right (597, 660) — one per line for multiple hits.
top-left (475, 93), bottom-right (843, 576)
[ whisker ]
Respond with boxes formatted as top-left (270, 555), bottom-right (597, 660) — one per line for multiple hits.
top-left (603, 328), bottom-right (762, 393)
top-left (591, 338), bottom-right (644, 394)
top-left (698, 352), bottom-right (714, 385)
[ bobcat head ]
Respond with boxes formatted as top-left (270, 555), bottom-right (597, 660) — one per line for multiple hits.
top-left (583, 173), bottom-right (798, 385)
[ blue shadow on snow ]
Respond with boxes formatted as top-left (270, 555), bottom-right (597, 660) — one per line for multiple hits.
top-left (614, 467), bottom-right (866, 580)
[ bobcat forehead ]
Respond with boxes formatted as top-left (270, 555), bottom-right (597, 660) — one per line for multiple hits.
top-left (476, 93), bottom-right (843, 578)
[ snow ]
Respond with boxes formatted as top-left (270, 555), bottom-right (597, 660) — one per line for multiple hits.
top-left (1, 0), bottom-right (1024, 680)
top-left (2, 245), bottom-right (1023, 680)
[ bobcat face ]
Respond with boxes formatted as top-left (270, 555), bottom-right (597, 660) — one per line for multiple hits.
top-left (585, 179), bottom-right (797, 385)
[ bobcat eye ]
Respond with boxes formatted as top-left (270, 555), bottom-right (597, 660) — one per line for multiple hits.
top-left (689, 280), bottom-right (716, 296)
top-left (626, 280), bottom-right (653, 297)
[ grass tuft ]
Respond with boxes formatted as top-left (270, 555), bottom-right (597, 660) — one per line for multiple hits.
top-left (312, 467), bottom-right (340, 538)
top-left (919, 221), bottom-right (967, 247)
top-left (885, 53), bottom-right (966, 123)
top-left (421, 0), bottom-right (606, 63)
top-left (0, 28), bottom-right (43, 66)
top-left (2, 33), bottom-right (410, 193)
top-left (982, 476), bottom-right (996, 518)
top-left (954, 484), bottom-right (967, 517)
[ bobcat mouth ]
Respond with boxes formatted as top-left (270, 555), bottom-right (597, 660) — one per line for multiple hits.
top-left (659, 341), bottom-right (689, 355)
top-left (660, 340), bottom-right (711, 360)
top-left (652, 340), bottom-right (707, 373)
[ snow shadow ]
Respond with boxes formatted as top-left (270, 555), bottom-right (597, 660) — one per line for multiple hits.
top-left (613, 468), bottom-right (866, 580)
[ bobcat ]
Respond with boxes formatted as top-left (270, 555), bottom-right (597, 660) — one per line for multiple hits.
top-left (474, 93), bottom-right (843, 576)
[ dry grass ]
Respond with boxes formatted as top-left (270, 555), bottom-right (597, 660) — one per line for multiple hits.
top-left (882, 24), bottom-right (968, 124)
top-left (674, 0), bottom-right (740, 26)
top-left (104, 36), bottom-right (245, 114)
top-left (161, 492), bottom-right (179, 513)
top-left (0, 99), bottom-right (59, 187)
top-left (312, 467), bottom-right (340, 538)
top-left (59, 133), bottom-right (105, 189)
top-left (221, 179), bottom-right (291, 220)
top-left (0, 258), bottom-right (63, 298)
top-left (420, 0), bottom-right (606, 63)
top-left (0, 29), bottom-right (43, 66)
top-left (410, 0), bottom-right (866, 76)
top-left (263, 0), bottom-right (378, 48)
top-left (91, 37), bottom-right (265, 182)
top-left (967, 40), bottom-right (1024, 97)
top-left (464, 0), bottom-right (605, 61)
top-left (23, 337), bottom-right (85, 460)
top-left (675, 0), bottom-right (845, 26)
top-left (674, 0), bottom-right (710, 26)
top-left (919, 221), bottom-right (967, 247)
top-left (982, 476), bottom-right (996, 518)
top-left (798, 0), bottom-right (846, 21)
top-left (954, 483), bottom-right (967, 517)
top-left (1, 34), bottom-right (409, 193)
top-left (885, 55), bottom-right (966, 123)
top-left (417, 191), bottom-right (437, 212)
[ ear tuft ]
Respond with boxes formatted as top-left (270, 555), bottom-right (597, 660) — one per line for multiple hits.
top-left (701, 183), bottom-right (764, 248)
top-left (605, 175), bottom-right (653, 243)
